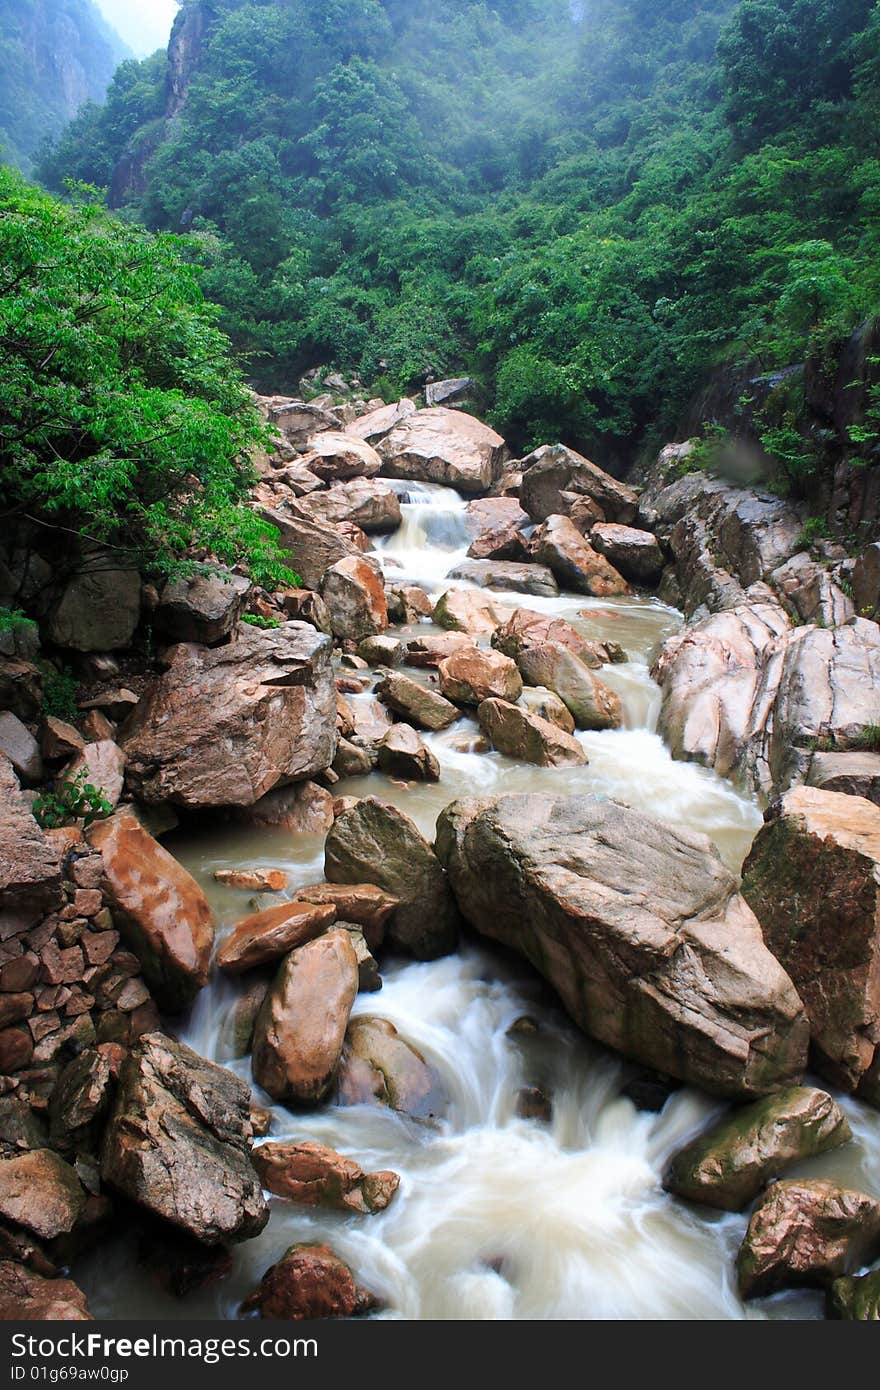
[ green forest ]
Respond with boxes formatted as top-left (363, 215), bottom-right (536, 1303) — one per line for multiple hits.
top-left (34, 0), bottom-right (880, 463)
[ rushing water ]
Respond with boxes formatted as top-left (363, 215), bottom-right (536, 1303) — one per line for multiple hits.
top-left (76, 481), bottom-right (880, 1321)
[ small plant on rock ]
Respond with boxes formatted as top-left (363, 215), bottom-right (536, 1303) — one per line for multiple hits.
top-left (33, 770), bottom-right (112, 830)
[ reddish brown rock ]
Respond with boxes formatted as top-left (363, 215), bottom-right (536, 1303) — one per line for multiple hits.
top-left (520, 443), bottom-right (638, 524)
top-left (737, 1180), bottom-right (880, 1299)
top-left (515, 642), bottom-right (622, 731)
top-left (0, 1262), bottom-right (91, 1320)
top-left (64, 740), bottom-right (126, 809)
top-left (0, 1149), bottom-right (86, 1240)
top-left (432, 589), bottom-right (514, 636)
top-left (742, 787), bottom-right (880, 1100)
top-left (297, 479), bottom-right (402, 534)
top-left (241, 780), bottom-right (334, 835)
top-left (324, 799), bottom-right (459, 959)
top-left (491, 608), bottom-right (614, 668)
top-left (337, 1016), bottom-right (445, 1120)
top-left (87, 810), bottom-right (214, 1013)
top-left (465, 497), bottom-right (530, 561)
top-left (377, 724), bottom-right (440, 782)
top-left (217, 901), bottom-right (336, 976)
top-left (531, 515), bottom-right (629, 597)
top-left (252, 1141), bottom-right (399, 1214)
top-left (478, 699), bottom-right (588, 767)
top-left (378, 408), bottom-right (507, 494)
top-left (321, 555), bottom-right (388, 642)
top-left (294, 884), bottom-right (398, 952)
top-left (439, 646), bottom-right (523, 706)
top-left (101, 1032), bottom-right (268, 1245)
top-left (385, 583), bottom-right (433, 624)
top-left (405, 633), bottom-right (473, 669)
top-left (0, 758), bottom-right (62, 921)
top-left (302, 430), bottom-right (382, 482)
top-left (121, 623), bottom-right (336, 809)
top-left (244, 1242), bottom-right (376, 1320)
top-left (41, 718), bottom-right (85, 763)
top-left (214, 868), bottom-right (288, 893)
top-left (252, 931), bottom-right (359, 1104)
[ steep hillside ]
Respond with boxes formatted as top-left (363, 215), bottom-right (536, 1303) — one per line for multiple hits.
top-left (0, 0), bottom-right (129, 173)
top-left (36, 1), bottom-right (880, 479)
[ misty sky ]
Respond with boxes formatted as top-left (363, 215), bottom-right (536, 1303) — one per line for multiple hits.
top-left (95, 0), bottom-right (179, 57)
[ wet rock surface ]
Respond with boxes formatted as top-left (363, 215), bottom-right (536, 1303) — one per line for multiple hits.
top-left (437, 793), bottom-right (808, 1097)
top-left (736, 1180), bottom-right (880, 1299)
top-left (252, 1140), bottom-right (399, 1214)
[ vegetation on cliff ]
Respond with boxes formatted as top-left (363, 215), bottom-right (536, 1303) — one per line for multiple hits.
top-left (0, 167), bottom-right (289, 583)
top-left (34, 0), bottom-right (880, 467)
top-left (0, 0), bottom-right (129, 174)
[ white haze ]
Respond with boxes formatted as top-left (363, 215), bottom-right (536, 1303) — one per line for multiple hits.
top-left (95, 0), bottom-right (179, 57)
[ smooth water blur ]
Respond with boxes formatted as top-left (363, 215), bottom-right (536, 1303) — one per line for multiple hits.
top-left (76, 480), bottom-right (880, 1322)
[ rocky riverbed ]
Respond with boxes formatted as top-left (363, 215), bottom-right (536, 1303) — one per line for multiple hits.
top-left (1, 384), bottom-right (880, 1320)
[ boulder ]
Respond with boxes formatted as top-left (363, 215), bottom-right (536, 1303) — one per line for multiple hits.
top-left (590, 523), bottom-right (664, 584)
top-left (518, 686), bottom-right (576, 734)
top-left (515, 642), bottom-right (622, 731)
top-left (439, 647), bottom-right (523, 706)
top-left (386, 583), bottom-right (433, 624)
top-left (520, 444), bottom-right (638, 524)
top-left (47, 553), bottom-right (140, 652)
top-left (324, 798), bottom-right (459, 959)
top-left (251, 1141), bottom-right (399, 1215)
top-left (425, 377), bottom-right (478, 408)
top-left (465, 497), bottom-right (530, 561)
top-left (155, 569), bottom-right (252, 645)
top-left (333, 738), bottom-right (373, 778)
top-left (293, 883), bottom-right (398, 953)
top-left (244, 1242), bottom-right (376, 1320)
top-left (259, 506), bottom-right (361, 590)
top-left (742, 787), bottom-right (880, 1099)
top-left (268, 399), bottom-right (342, 449)
top-left (491, 608), bottom-right (614, 668)
top-left (432, 588), bottom-right (514, 636)
top-left (280, 587), bottom-right (332, 633)
top-left (664, 1087), bottom-right (852, 1211)
top-left (213, 868), bottom-right (288, 892)
top-left (321, 556), bottom-right (388, 641)
top-left (65, 739), bottom-right (125, 809)
top-left (531, 515), bottom-right (629, 597)
top-left (41, 717), bottom-right (84, 762)
top-left (436, 794), bottom-right (809, 1097)
top-left (829, 1270), bottom-right (880, 1320)
top-left (297, 479), bottom-right (402, 534)
top-left (357, 634), bottom-right (403, 666)
top-left (0, 711), bottom-right (42, 784)
top-left (337, 1016), bottom-right (445, 1119)
top-left (121, 623), bottom-right (336, 809)
top-left (240, 780), bottom-right (334, 835)
top-left (0, 1149), bottom-right (86, 1239)
top-left (405, 633), bottom-right (472, 669)
top-left (375, 671), bottom-right (460, 732)
top-left (345, 397), bottom-right (417, 443)
top-left (217, 901), bottom-right (337, 976)
top-left (378, 408), bottom-right (507, 494)
top-left (377, 724), bottom-right (440, 783)
top-left (301, 430), bottom-right (382, 483)
top-left (448, 559), bottom-right (558, 598)
top-left (771, 552), bottom-right (854, 628)
top-left (807, 750), bottom-right (880, 805)
top-left (478, 699), bottom-right (588, 767)
top-left (654, 604), bottom-right (880, 797)
top-left (87, 810), bottom-right (214, 1012)
top-left (0, 1262), bottom-right (91, 1320)
top-left (0, 658), bottom-right (42, 721)
top-left (736, 1180), bottom-right (880, 1299)
top-left (101, 1032), bottom-right (268, 1245)
top-left (49, 1049), bottom-right (115, 1150)
top-left (252, 930), bottom-right (359, 1105)
top-left (0, 759), bottom-right (62, 921)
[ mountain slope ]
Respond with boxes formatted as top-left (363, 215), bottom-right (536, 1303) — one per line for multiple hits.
top-left (0, 0), bottom-right (129, 173)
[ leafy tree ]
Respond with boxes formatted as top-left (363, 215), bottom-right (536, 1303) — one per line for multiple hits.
top-left (0, 167), bottom-right (290, 585)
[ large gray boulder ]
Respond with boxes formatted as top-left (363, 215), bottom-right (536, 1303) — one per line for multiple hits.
top-left (325, 798), bottom-right (459, 960)
top-left (436, 794), bottom-right (809, 1098)
top-left (378, 408), bottom-right (507, 494)
top-left (520, 444), bottom-right (638, 524)
top-left (155, 569), bottom-right (252, 645)
top-left (101, 1032), bottom-right (268, 1245)
top-left (122, 622), bottom-right (336, 808)
top-left (47, 551), bottom-right (141, 652)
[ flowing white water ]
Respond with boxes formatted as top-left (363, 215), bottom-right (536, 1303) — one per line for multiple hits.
top-left (77, 482), bottom-right (880, 1321)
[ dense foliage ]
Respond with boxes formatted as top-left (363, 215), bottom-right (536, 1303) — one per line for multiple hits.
top-left (0, 0), bottom-right (128, 173)
top-left (34, 0), bottom-right (880, 466)
top-left (0, 167), bottom-right (290, 584)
